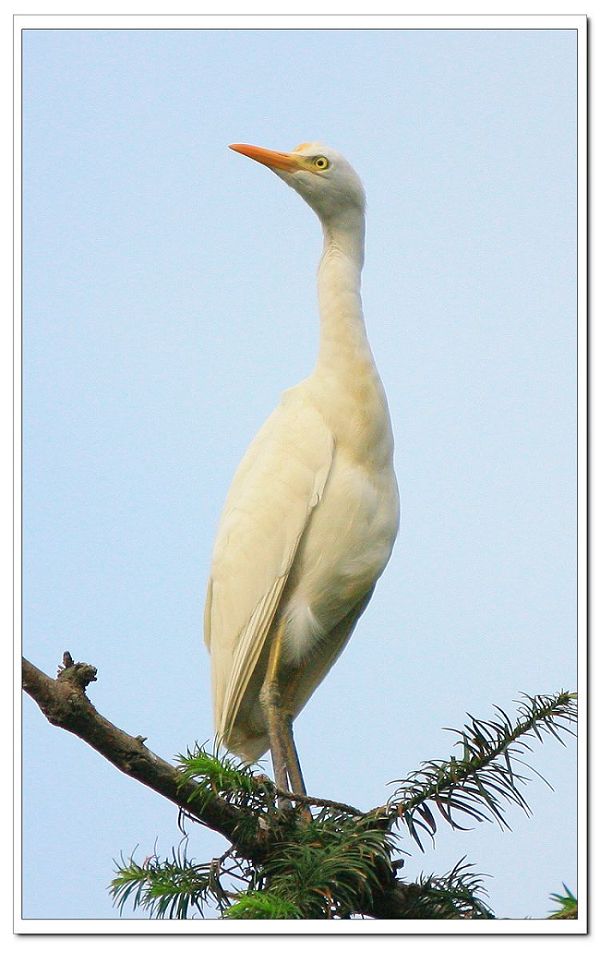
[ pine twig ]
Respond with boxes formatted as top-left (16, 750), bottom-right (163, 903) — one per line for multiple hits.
top-left (385, 691), bottom-right (577, 848)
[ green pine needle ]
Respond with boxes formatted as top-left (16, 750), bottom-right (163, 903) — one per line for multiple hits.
top-left (548, 883), bottom-right (577, 919)
top-left (224, 891), bottom-right (303, 920)
top-left (110, 844), bottom-right (226, 919)
top-left (388, 691), bottom-right (577, 850)
top-left (175, 743), bottom-right (265, 802)
top-left (398, 859), bottom-right (494, 919)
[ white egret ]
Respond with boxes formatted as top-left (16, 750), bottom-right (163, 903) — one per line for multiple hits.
top-left (204, 142), bottom-right (399, 797)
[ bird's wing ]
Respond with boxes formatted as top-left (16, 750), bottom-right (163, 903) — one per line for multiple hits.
top-left (204, 389), bottom-right (335, 743)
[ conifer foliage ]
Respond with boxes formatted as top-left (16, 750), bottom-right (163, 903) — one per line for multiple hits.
top-left (110, 690), bottom-right (577, 920)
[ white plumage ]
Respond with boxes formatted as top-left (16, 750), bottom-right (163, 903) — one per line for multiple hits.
top-left (204, 142), bottom-right (399, 790)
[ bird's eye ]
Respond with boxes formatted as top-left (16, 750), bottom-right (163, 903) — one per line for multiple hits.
top-left (313, 156), bottom-right (329, 171)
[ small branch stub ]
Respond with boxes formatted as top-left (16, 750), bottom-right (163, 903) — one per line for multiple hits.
top-left (57, 651), bottom-right (97, 691)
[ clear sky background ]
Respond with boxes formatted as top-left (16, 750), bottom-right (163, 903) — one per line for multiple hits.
top-left (22, 26), bottom-right (577, 922)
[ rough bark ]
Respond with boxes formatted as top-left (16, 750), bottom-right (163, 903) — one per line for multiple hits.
top-left (22, 655), bottom-right (261, 859)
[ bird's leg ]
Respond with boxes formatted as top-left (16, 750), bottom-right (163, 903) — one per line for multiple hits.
top-left (259, 623), bottom-right (291, 804)
top-left (282, 712), bottom-right (312, 823)
top-left (281, 712), bottom-right (307, 796)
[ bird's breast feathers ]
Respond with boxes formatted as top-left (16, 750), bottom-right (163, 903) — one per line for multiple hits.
top-left (281, 448), bottom-right (399, 655)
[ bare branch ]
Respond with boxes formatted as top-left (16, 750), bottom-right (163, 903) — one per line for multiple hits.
top-left (22, 655), bottom-right (265, 861)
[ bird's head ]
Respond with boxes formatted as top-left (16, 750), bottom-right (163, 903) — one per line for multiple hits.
top-left (229, 141), bottom-right (366, 224)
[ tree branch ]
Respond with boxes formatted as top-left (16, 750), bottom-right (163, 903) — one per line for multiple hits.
top-left (21, 653), bottom-right (424, 919)
top-left (22, 655), bottom-right (264, 861)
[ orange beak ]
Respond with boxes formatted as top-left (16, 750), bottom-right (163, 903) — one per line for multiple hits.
top-left (229, 143), bottom-right (302, 173)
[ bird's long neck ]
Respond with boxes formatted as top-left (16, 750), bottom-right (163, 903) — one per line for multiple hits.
top-left (315, 209), bottom-right (373, 377)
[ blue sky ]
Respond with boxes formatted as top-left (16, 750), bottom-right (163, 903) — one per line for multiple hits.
top-left (22, 25), bottom-right (578, 922)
